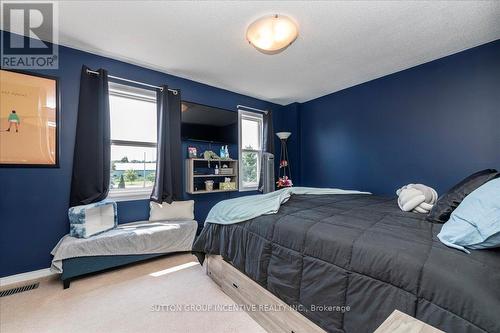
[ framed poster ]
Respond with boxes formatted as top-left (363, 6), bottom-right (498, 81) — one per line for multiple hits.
top-left (0, 69), bottom-right (60, 167)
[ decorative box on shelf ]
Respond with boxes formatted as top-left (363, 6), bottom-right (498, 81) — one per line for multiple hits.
top-left (219, 168), bottom-right (233, 175)
top-left (219, 182), bottom-right (237, 190)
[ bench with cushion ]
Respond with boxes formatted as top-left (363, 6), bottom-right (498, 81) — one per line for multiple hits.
top-left (51, 220), bottom-right (197, 288)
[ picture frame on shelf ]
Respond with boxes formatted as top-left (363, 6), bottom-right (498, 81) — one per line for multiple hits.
top-left (188, 146), bottom-right (197, 158)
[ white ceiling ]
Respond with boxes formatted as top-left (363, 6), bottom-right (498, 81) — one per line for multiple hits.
top-left (47, 1), bottom-right (500, 104)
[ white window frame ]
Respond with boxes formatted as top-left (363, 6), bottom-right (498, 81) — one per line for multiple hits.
top-left (107, 82), bottom-right (157, 202)
top-left (238, 110), bottom-right (263, 191)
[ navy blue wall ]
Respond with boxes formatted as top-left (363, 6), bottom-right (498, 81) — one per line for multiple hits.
top-left (299, 39), bottom-right (500, 196)
top-left (0, 32), bottom-right (288, 277)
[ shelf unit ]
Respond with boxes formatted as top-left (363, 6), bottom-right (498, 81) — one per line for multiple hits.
top-left (186, 158), bottom-right (239, 194)
top-left (193, 174), bottom-right (236, 178)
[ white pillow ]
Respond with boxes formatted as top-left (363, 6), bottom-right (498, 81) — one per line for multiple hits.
top-left (149, 200), bottom-right (195, 222)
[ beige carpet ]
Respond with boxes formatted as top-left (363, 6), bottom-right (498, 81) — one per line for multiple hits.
top-left (0, 253), bottom-right (266, 333)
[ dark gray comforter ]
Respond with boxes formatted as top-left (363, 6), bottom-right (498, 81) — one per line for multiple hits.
top-left (192, 194), bottom-right (500, 333)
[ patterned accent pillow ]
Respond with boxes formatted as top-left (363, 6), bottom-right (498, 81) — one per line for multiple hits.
top-left (69, 200), bottom-right (117, 238)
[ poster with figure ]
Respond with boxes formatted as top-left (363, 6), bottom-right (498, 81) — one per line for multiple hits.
top-left (0, 70), bottom-right (59, 167)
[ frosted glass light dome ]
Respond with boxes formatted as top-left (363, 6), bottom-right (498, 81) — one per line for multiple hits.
top-left (276, 132), bottom-right (291, 140)
top-left (246, 14), bottom-right (298, 54)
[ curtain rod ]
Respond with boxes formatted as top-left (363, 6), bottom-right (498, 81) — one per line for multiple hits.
top-left (237, 104), bottom-right (268, 114)
top-left (86, 69), bottom-right (178, 95)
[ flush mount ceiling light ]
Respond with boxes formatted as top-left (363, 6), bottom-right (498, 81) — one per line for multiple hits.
top-left (246, 14), bottom-right (298, 54)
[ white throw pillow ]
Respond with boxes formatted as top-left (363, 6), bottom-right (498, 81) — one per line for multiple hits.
top-left (149, 200), bottom-right (195, 222)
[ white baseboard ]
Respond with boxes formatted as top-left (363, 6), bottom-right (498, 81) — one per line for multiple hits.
top-left (0, 268), bottom-right (56, 287)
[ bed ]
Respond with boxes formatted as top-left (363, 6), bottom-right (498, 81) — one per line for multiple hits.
top-left (192, 193), bottom-right (500, 333)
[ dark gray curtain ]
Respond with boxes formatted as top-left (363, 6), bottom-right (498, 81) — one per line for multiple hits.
top-left (258, 110), bottom-right (274, 191)
top-left (70, 66), bottom-right (110, 206)
top-left (150, 86), bottom-right (182, 203)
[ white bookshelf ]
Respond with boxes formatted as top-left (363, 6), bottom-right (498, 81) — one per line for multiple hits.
top-left (186, 158), bottom-right (239, 194)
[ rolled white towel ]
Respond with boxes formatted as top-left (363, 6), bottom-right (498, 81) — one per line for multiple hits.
top-left (396, 184), bottom-right (438, 214)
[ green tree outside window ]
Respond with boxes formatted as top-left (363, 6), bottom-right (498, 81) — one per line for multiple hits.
top-left (242, 149), bottom-right (258, 184)
top-left (124, 169), bottom-right (138, 182)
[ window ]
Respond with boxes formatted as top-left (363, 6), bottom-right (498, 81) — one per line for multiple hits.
top-left (108, 82), bottom-right (157, 201)
top-left (239, 110), bottom-right (263, 191)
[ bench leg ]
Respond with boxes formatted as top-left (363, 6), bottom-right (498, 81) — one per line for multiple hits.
top-left (63, 279), bottom-right (71, 289)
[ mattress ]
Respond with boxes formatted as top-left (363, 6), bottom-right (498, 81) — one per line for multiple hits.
top-left (192, 194), bottom-right (500, 333)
